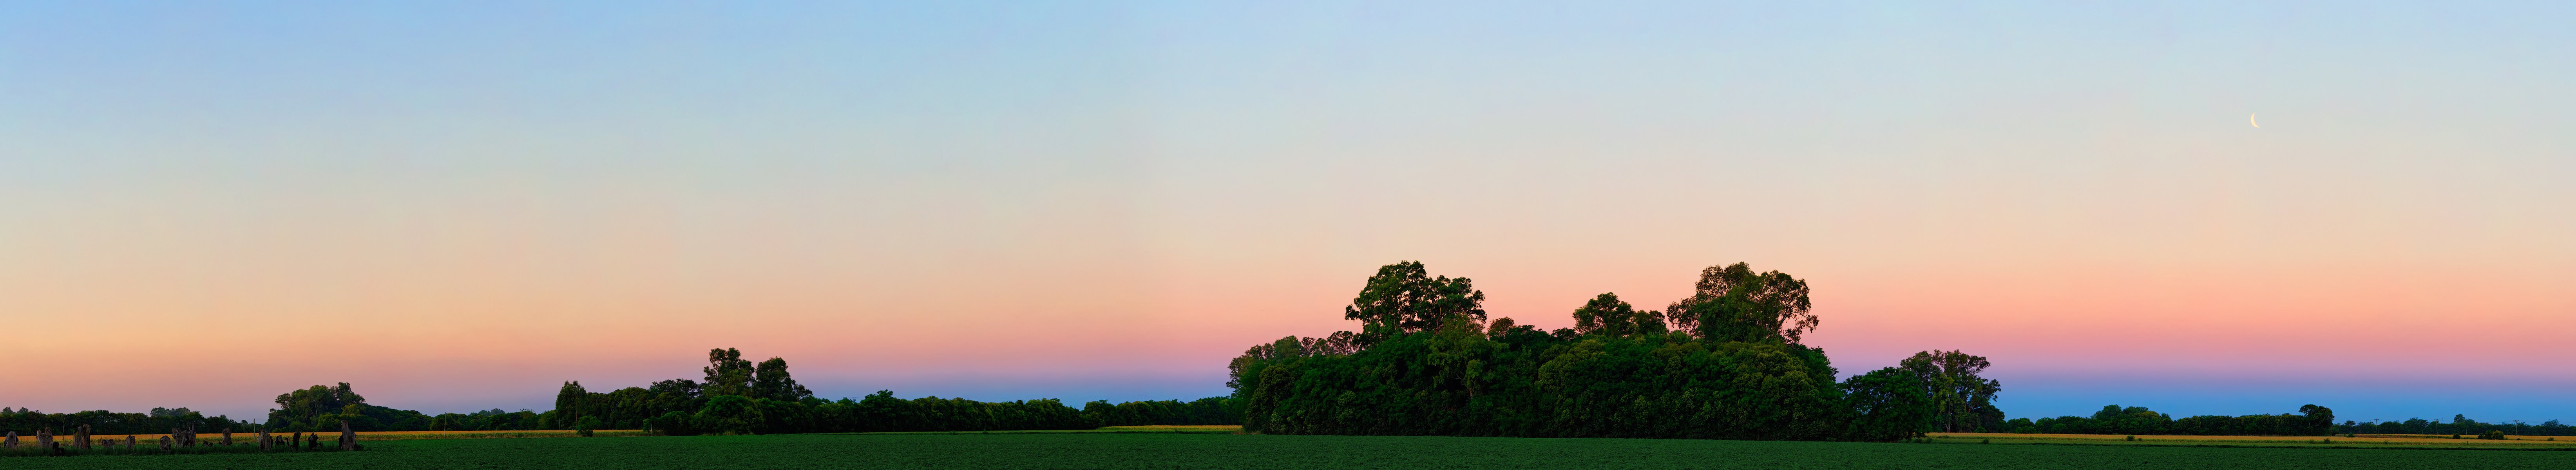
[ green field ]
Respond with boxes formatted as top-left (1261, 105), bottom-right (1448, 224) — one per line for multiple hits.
top-left (6, 432), bottom-right (2574, 469)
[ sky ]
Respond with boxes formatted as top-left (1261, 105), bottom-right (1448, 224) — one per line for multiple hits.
top-left (2, 1), bottom-right (2570, 424)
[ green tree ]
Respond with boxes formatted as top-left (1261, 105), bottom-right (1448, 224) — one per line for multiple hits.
top-left (1342, 261), bottom-right (1486, 342)
top-left (2301, 405), bottom-right (2336, 436)
top-left (1572, 293), bottom-right (1671, 337)
top-left (702, 348), bottom-right (755, 397)
top-left (269, 383), bottom-right (367, 431)
top-left (752, 357), bottom-right (815, 402)
top-left (1570, 293), bottom-right (1631, 336)
top-left (1841, 367), bottom-right (1936, 441)
top-left (554, 381), bottom-right (590, 427)
top-left (1899, 350), bottom-right (2002, 433)
top-left (1667, 263), bottom-right (1818, 343)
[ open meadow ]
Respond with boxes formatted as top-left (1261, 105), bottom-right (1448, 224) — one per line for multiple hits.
top-left (7, 432), bottom-right (2575, 470)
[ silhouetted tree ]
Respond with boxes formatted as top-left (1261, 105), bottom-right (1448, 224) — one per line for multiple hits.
top-left (1343, 261), bottom-right (1486, 343)
top-left (702, 348), bottom-right (755, 397)
top-left (1666, 263), bottom-right (1818, 343)
top-left (1901, 350), bottom-right (2002, 433)
top-left (751, 357), bottom-right (814, 402)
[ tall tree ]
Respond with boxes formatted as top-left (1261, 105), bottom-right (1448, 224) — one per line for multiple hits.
top-left (554, 381), bottom-right (590, 425)
top-left (1668, 263), bottom-right (1819, 343)
top-left (1900, 350), bottom-right (2003, 433)
top-left (1571, 293), bottom-right (1666, 336)
top-left (1343, 261), bottom-right (1486, 342)
top-left (751, 357), bottom-right (815, 402)
top-left (702, 348), bottom-right (756, 397)
top-left (1570, 293), bottom-right (1633, 336)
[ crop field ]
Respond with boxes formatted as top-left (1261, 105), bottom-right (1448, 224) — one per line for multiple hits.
top-left (1929, 432), bottom-right (2576, 449)
top-left (6, 432), bottom-right (2575, 469)
top-left (68, 429), bottom-right (653, 443)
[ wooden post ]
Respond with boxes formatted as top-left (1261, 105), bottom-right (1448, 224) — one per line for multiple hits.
top-left (258, 427), bottom-right (271, 450)
top-left (221, 427), bottom-right (232, 446)
top-left (34, 428), bottom-right (49, 452)
top-left (3, 430), bottom-right (14, 449)
top-left (125, 435), bottom-right (136, 450)
top-left (339, 420), bottom-right (355, 450)
top-left (75, 424), bottom-right (90, 450)
top-left (159, 435), bottom-right (172, 450)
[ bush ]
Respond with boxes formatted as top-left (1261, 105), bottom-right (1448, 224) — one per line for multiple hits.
top-left (2480, 430), bottom-right (2506, 440)
top-left (574, 416), bottom-right (603, 437)
top-left (645, 411), bottom-right (698, 436)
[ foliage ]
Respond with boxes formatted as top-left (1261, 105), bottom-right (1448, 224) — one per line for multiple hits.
top-left (559, 349), bottom-right (1235, 436)
top-left (14, 433), bottom-right (2576, 469)
top-left (0, 407), bottom-right (248, 436)
top-left (1664, 262), bottom-right (1818, 343)
top-left (1841, 367), bottom-right (1937, 442)
top-left (1900, 350), bottom-right (2004, 432)
top-left (701, 348), bottom-right (758, 398)
top-left (1234, 261), bottom-right (1944, 441)
top-left (1343, 260), bottom-right (1488, 344)
top-left (265, 383), bottom-right (433, 432)
top-left (2004, 404), bottom-right (2337, 436)
top-left (2340, 415), bottom-right (2576, 436)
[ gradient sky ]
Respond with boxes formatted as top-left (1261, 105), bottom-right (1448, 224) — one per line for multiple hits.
top-left (3, 1), bottom-right (2570, 425)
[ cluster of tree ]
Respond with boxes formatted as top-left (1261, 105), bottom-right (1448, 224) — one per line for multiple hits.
top-left (2337, 415), bottom-right (2576, 436)
top-left (265, 383), bottom-right (438, 432)
top-left (425, 409), bottom-right (546, 432)
top-left (1901, 350), bottom-right (2005, 433)
top-left (0, 406), bottom-right (249, 436)
top-left (2006, 404), bottom-right (2336, 436)
top-left (551, 348), bottom-right (1240, 436)
top-left (1229, 261), bottom-right (1997, 441)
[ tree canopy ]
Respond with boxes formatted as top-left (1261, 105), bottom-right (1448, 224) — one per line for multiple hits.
top-left (1233, 260), bottom-right (1955, 441)
top-left (1343, 260), bottom-right (1487, 343)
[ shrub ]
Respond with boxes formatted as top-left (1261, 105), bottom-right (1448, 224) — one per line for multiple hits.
top-left (574, 416), bottom-right (603, 437)
top-left (2480, 430), bottom-right (2505, 440)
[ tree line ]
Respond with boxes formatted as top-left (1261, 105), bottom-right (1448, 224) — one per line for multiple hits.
top-left (1227, 261), bottom-right (2007, 441)
top-left (0, 407), bottom-right (248, 436)
top-left (11, 349), bottom-right (1233, 437)
top-left (2339, 415), bottom-right (2576, 436)
top-left (557, 347), bottom-right (1240, 435)
top-left (2007, 404), bottom-right (2335, 436)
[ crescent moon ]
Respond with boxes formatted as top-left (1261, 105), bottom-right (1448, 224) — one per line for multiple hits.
top-left (2250, 113), bottom-right (2259, 128)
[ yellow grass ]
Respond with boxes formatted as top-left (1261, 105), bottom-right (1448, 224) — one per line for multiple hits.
top-left (1930, 432), bottom-right (2576, 448)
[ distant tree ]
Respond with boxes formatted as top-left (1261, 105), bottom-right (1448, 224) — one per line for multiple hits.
top-left (1899, 350), bottom-right (2002, 433)
top-left (751, 357), bottom-right (815, 402)
top-left (1343, 261), bottom-right (1486, 342)
top-left (2300, 405), bottom-right (2335, 436)
top-left (702, 348), bottom-right (756, 397)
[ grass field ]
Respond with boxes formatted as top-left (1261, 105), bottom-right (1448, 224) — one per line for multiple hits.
top-left (1929, 432), bottom-right (2576, 449)
top-left (69, 429), bottom-right (655, 443)
top-left (6, 432), bottom-right (2576, 470)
